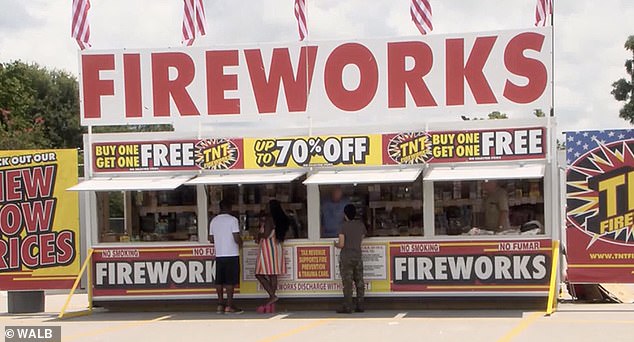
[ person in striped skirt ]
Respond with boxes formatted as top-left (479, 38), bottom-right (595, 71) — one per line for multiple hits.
top-left (255, 200), bottom-right (289, 312)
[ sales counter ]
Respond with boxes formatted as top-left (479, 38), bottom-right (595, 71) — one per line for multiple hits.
top-left (70, 119), bottom-right (560, 301)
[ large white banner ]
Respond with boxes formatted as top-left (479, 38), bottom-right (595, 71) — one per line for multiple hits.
top-left (79, 27), bottom-right (552, 128)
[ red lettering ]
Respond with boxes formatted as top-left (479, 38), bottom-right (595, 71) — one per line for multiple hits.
top-left (245, 46), bottom-right (318, 113)
top-left (0, 240), bottom-right (7, 269)
top-left (56, 231), bottom-right (75, 264)
top-left (324, 43), bottom-right (379, 111)
top-left (0, 203), bottom-right (21, 236)
top-left (39, 233), bottom-right (56, 266)
top-left (387, 41), bottom-right (437, 108)
top-left (5, 170), bottom-right (22, 202)
top-left (124, 54), bottom-right (142, 117)
top-left (446, 37), bottom-right (497, 105)
top-left (81, 54), bottom-right (115, 119)
top-left (21, 200), bottom-right (55, 233)
top-left (151, 52), bottom-right (200, 117)
top-left (21, 235), bottom-right (38, 268)
top-left (22, 166), bottom-right (55, 199)
top-left (503, 32), bottom-right (548, 104)
top-left (9, 237), bottom-right (19, 269)
top-left (0, 172), bottom-right (3, 202)
top-left (206, 50), bottom-right (240, 115)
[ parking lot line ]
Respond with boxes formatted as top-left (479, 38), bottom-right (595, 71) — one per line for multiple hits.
top-left (258, 319), bottom-right (332, 342)
top-left (496, 312), bottom-right (542, 342)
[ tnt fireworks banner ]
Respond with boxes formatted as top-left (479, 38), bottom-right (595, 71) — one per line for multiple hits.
top-left (90, 127), bottom-right (546, 173)
top-left (566, 129), bottom-right (634, 283)
top-left (0, 149), bottom-right (79, 290)
top-left (383, 127), bottom-right (545, 164)
top-left (92, 139), bottom-right (243, 172)
top-left (243, 135), bottom-right (382, 169)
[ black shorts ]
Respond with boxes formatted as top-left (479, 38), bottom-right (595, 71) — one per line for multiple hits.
top-left (215, 256), bottom-right (240, 286)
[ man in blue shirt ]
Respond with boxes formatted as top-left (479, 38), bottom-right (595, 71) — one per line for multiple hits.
top-left (321, 187), bottom-right (349, 238)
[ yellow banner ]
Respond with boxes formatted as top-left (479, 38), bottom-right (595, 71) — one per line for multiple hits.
top-left (243, 134), bottom-right (382, 169)
top-left (0, 149), bottom-right (79, 289)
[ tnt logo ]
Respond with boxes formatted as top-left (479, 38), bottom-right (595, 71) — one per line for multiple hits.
top-left (588, 166), bottom-right (634, 237)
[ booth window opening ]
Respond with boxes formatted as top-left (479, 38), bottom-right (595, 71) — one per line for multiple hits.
top-left (319, 175), bottom-right (424, 238)
top-left (433, 178), bottom-right (545, 237)
top-left (206, 179), bottom-right (309, 240)
top-left (97, 186), bottom-right (198, 243)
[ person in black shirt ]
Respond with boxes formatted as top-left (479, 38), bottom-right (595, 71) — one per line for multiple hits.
top-left (334, 204), bottom-right (366, 313)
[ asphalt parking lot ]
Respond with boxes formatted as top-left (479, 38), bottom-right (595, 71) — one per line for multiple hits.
top-left (1, 293), bottom-right (633, 342)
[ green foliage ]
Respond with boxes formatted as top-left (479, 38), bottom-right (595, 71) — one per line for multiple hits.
top-left (612, 78), bottom-right (632, 102)
top-left (461, 111), bottom-right (508, 120)
top-left (0, 61), bottom-right (173, 150)
top-left (533, 109), bottom-right (546, 117)
top-left (617, 102), bottom-right (634, 125)
top-left (108, 192), bottom-right (125, 218)
top-left (0, 61), bottom-right (82, 149)
top-left (93, 124), bottom-right (174, 134)
top-left (487, 111), bottom-right (508, 119)
top-left (612, 35), bottom-right (634, 124)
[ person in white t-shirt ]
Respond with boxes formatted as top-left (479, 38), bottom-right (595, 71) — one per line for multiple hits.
top-left (209, 200), bottom-right (243, 314)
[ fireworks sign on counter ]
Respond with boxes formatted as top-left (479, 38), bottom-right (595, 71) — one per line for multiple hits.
top-left (389, 239), bottom-right (551, 292)
top-left (0, 149), bottom-right (79, 290)
top-left (566, 129), bottom-right (634, 283)
top-left (91, 239), bottom-right (554, 299)
top-left (91, 127), bottom-right (546, 173)
top-left (92, 246), bottom-right (217, 298)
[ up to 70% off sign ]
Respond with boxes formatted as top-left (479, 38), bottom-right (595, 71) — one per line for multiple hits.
top-left (253, 136), bottom-right (370, 167)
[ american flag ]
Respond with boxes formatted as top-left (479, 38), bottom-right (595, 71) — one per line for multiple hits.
top-left (534, 0), bottom-right (553, 27)
top-left (182, 0), bottom-right (207, 46)
top-left (565, 129), bottom-right (634, 165)
top-left (71, 0), bottom-right (91, 50)
top-left (294, 0), bottom-right (308, 41)
top-left (411, 0), bottom-right (433, 35)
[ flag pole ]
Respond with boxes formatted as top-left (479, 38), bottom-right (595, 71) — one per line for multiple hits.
top-left (550, 0), bottom-right (555, 117)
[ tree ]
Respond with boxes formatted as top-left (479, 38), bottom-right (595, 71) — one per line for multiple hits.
top-left (533, 109), bottom-right (546, 117)
top-left (487, 111), bottom-right (508, 119)
top-left (0, 61), bottom-right (172, 151)
top-left (460, 111), bottom-right (508, 120)
top-left (611, 35), bottom-right (634, 124)
top-left (0, 61), bottom-right (82, 149)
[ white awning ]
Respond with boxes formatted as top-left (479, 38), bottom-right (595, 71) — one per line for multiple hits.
top-left (67, 176), bottom-right (191, 191)
top-left (424, 164), bottom-right (545, 181)
top-left (185, 171), bottom-right (305, 185)
top-left (303, 168), bottom-right (422, 185)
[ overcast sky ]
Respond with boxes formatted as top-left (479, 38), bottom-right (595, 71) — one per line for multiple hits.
top-left (0, 0), bottom-right (633, 136)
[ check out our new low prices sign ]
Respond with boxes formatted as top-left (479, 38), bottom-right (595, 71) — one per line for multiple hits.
top-left (0, 149), bottom-right (80, 290)
top-left (566, 129), bottom-right (634, 283)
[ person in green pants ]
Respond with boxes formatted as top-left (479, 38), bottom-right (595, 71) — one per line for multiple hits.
top-left (334, 204), bottom-right (366, 313)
